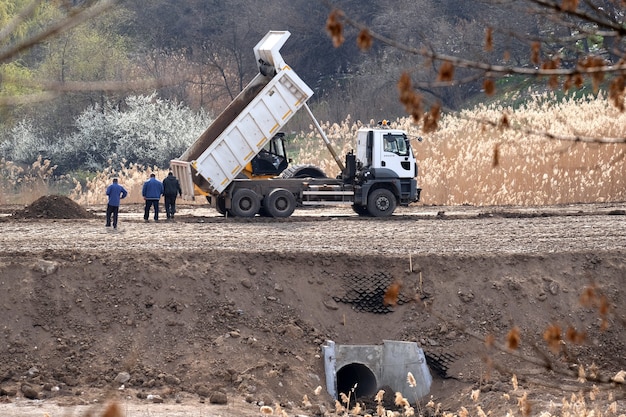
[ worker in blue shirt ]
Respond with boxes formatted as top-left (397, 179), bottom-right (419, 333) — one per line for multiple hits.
top-left (105, 177), bottom-right (128, 229)
top-left (142, 173), bottom-right (164, 222)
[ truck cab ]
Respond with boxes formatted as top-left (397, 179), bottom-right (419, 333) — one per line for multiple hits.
top-left (349, 124), bottom-right (421, 212)
top-left (356, 127), bottom-right (417, 179)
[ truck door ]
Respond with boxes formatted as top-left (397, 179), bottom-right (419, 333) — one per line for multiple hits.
top-left (379, 132), bottom-right (415, 178)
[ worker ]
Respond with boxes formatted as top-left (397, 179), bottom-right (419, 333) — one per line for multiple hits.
top-left (142, 173), bottom-right (164, 222)
top-left (162, 171), bottom-right (182, 221)
top-left (105, 176), bottom-right (128, 229)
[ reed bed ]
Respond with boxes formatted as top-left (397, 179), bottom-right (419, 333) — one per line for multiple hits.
top-left (69, 162), bottom-right (172, 206)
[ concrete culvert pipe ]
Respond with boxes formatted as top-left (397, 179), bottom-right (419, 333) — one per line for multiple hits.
top-left (336, 363), bottom-right (378, 399)
top-left (323, 340), bottom-right (432, 400)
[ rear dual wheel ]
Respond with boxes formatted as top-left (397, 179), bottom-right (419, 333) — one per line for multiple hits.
top-left (264, 188), bottom-right (296, 218)
top-left (216, 188), bottom-right (297, 218)
top-left (215, 196), bottom-right (227, 215)
top-left (230, 189), bottom-right (261, 217)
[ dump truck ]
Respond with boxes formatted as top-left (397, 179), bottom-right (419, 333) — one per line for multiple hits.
top-left (170, 30), bottom-right (421, 218)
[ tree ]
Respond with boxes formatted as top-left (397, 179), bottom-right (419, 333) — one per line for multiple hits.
top-left (0, 0), bottom-right (122, 101)
top-left (322, 0), bottom-right (626, 141)
top-left (0, 0), bottom-right (123, 135)
top-left (0, 93), bottom-right (212, 172)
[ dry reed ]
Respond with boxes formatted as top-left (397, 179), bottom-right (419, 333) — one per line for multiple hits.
top-left (69, 161), bottom-right (175, 207)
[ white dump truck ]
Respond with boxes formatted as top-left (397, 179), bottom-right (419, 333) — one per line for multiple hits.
top-left (171, 30), bottom-right (421, 217)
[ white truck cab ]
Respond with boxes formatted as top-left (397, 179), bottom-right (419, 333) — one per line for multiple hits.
top-left (356, 127), bottom-right (417, 179)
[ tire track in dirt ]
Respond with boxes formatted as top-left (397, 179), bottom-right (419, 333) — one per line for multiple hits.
top-left (1, 212), bottom-right (625, 255)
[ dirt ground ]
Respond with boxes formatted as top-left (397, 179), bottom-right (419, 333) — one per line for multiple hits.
top-left (0, 197), bottom-right (625, 417)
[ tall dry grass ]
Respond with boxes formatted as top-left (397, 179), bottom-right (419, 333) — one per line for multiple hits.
top-left (278, 373), bottom-right (625, 417)
top-left (69, 161), bottom-right (176, 207)
top-left (0, 156), bottom-right (72, 205)
top-left (412, 92), bottom-right (626, 206)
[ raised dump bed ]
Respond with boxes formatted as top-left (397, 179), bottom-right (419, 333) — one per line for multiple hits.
top-left (172, 30), bottom-right (313, 198)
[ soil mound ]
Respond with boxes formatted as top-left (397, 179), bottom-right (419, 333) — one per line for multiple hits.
top-left (12, 195), bottom-right (95, 219)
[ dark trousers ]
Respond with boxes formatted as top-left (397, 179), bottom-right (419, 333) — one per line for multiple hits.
top-left (164, 194), bottom-right (178, 218)
top-left (144, 199), bottom-right (159, 220)
top-left (106, 204), bottom-right (120, 228)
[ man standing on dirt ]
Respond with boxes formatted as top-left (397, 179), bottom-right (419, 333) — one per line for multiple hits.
top-left (105, 177), bottom-right (128, 229)
top-left (162, 171), bottom-right (182, 221)
top-left (142, 173), bottom-right (163, 222)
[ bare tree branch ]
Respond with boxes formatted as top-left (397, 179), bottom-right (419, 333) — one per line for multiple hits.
top-left (0, 0), bottom-right (43, 45)
top-left (0, 0), bottom-right (119, 65)
top-left (322, 1), bottom-right (626, 78)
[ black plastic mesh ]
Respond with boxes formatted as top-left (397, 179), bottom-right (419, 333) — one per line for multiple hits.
top-left (332, 272), bottom-right (412, 314)
top-left (424, 351), bottom-right (459, 379)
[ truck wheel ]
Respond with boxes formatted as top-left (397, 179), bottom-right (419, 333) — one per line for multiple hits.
top-left (352, 204), bottom-right (370, 216)
top-left (230, 189), bottom-right (260, 217)
top-left (367, 188), bottom-right (397, 217)
top-left (265, 188), bottom-right (296, 218)
top-left (215, 196), bottom-right (227, 216)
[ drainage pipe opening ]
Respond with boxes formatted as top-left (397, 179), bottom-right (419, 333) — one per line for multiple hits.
top-left (336, 363), bottom-right (377, 399)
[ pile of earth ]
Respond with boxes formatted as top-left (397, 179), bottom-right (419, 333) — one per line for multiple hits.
top-left (11, 195), bottom-right (95, 219)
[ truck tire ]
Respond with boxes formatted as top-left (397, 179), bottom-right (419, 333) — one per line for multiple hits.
top-left (230, 189), bottom-right (260, 217)
top-left (280, 164), bottom-right (327, 179)
top-left (265, 188), bottom-right (296, 218)
top-left (215, 196), bottom-right (227, 216)
top-left (352, 204), bottom-right (370, 216)
top-left (367, 188), bottom-right (397, 217)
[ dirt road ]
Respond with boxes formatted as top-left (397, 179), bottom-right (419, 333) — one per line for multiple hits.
top-left (2, 203), bottom-right (626, 255)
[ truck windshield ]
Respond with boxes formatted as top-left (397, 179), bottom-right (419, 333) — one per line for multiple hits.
top-left (253, 135), bottom-right (288, 174)
top-left (266, 136), bottom-right (287, 157)
top-left (383, 134), bottom-right (409, 156)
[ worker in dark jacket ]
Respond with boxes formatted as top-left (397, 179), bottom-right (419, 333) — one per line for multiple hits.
top-left (142, 173), bottom-right (163, 222)
top-left (162, 171), bottom-right (183, 220)
top-left (105, 177), bottom-right (128, 229)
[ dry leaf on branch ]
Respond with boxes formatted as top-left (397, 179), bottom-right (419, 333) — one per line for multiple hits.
top-left (423, 104), bottom-right (440, 133)
top-left (397, 72), bottom-right (424, 123)
top-left (485, 27), bottom-right (493, 52)
top-left (357, 29), bottom-right (373, 51)
top-left (383, 281), bottom-right (402, 306)
top-left (484, 79), bottom-right (495, 96)
top-left (565, 326), bottom-right (586, 344)
top-left (561, 0), bottom-right (579, 12)
top-left (100, 402), bottom-right (123, 417)
top-left (609, 76), bottom-right (625, 111)
top-left (437, 61), bottom-right (454, 82)
top-left (543, 324), bottom-right (562, 354)
top-left (531, 42), bottom-right (541, 65)
top-left (326, 9), bottom-right (345, 48)
top-left (506, 326), bottom-right (521, 350)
